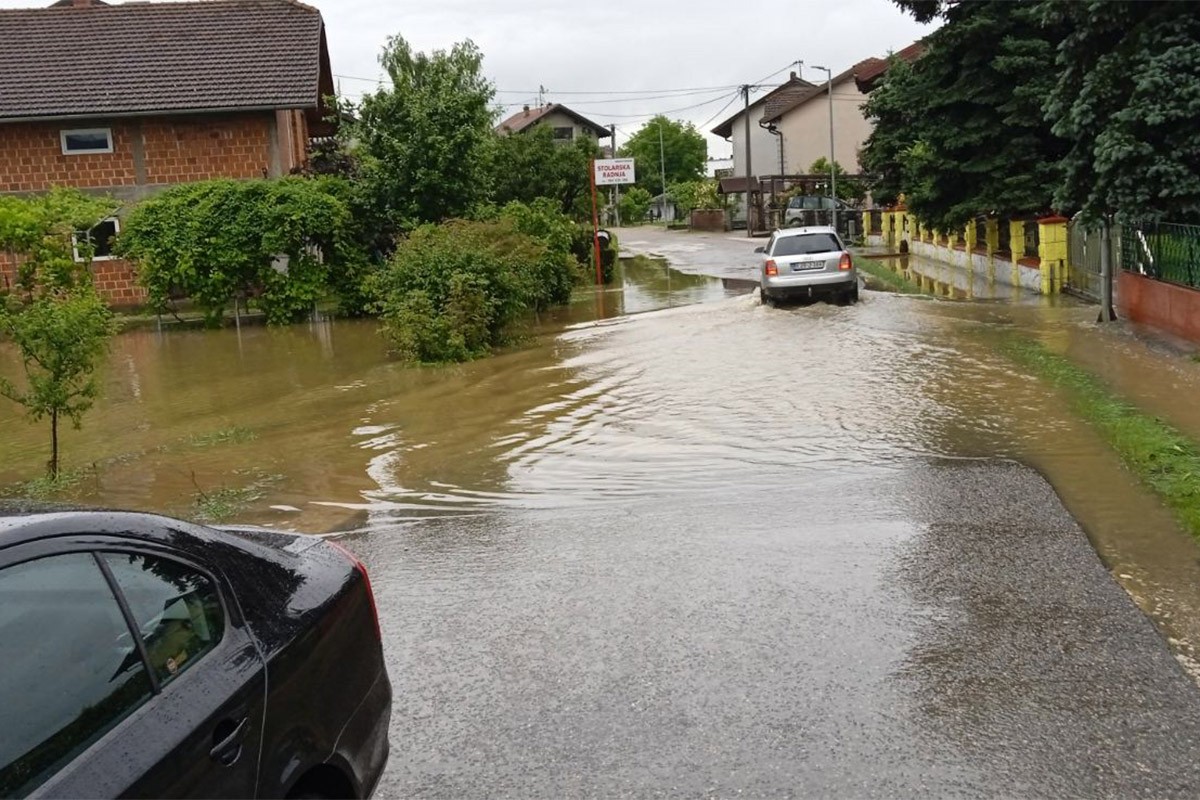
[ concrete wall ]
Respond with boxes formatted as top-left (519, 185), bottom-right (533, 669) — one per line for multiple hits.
top-left (0, 109), bottom-right (310, 305)
top-left (1119, 271), bottom-right (1200, 343)
top-left (877, 210), bottom-right (1068, 295)
top-left (775, 80), bottom-right (872, 172)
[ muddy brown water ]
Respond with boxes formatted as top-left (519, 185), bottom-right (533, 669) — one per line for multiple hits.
top-left (5, 248), bottom-right (1200, 675)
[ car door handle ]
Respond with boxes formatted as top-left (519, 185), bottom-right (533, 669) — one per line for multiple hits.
top-left (209, 717), bottom-right (250, 766)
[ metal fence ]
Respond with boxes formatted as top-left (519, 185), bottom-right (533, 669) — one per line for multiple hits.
top-left (1022, 221), bottom-right (1040, 259)
top-left (1067, 219), bottom-right (1111, 301)
top-left (1120, 221), bottom-right (1200, 289)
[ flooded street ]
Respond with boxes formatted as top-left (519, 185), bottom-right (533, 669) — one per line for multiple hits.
top-left (7, 228), bottom-right (1200, 795)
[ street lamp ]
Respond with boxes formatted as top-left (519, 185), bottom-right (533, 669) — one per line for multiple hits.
top-left (810, 65), bottom-right (836, 231)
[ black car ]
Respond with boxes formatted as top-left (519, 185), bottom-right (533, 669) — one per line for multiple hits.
top-left (0, 506), bottom-right (391, 799)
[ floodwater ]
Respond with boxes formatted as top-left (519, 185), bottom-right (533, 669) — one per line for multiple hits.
top-left (6, 233), bottom-right (1200, 793)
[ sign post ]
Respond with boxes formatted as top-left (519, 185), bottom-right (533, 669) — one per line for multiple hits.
top-left (590, 158), bottom-right (636, 285)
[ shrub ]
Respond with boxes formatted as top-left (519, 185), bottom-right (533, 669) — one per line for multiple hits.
top-left (369, 218), bottom-right (578, 363)
top-left (118, 177), bottom-right (366, 325)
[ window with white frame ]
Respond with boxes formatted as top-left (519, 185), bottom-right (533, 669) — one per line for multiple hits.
top-left (73, 218), bottom-right (120, 262)
top-left (60, 128), bottom-right (113, 155)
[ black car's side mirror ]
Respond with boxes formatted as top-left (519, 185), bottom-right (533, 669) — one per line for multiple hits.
top-left (754, 246), bottom-right (765, 254)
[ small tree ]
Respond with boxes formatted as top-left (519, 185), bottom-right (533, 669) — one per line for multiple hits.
top-left (0, 189), bottom-right (117, 478)
top-left (618, 186), bottom-right (653, 224)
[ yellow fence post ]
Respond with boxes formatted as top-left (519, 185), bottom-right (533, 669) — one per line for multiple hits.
top-left (1038, 215), bottom-right (1069, 295)
top-left (1009, 219), bottom-right (1026, 288)
top-left (984, 218), bottom-right (999, 284)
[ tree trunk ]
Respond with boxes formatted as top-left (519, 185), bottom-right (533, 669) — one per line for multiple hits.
top-left (49, 409), bottom-right (59, 479)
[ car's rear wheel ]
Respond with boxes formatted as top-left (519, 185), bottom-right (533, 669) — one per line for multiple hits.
top-left (761, 288), bottom-right (774, 307)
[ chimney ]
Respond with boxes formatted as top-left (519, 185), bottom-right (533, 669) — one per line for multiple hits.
top-left (523, 105), bottom-right (530, 116)
top-left (790, 71), bottom-right (797, 81)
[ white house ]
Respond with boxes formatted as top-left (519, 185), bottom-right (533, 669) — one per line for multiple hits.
top-left (762, 43), bottom-right (925, 176)
top-left (711, 74), bottom-right (812, 178)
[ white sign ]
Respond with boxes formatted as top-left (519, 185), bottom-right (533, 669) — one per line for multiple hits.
top-left (594, 158), bottom-right (636, 186)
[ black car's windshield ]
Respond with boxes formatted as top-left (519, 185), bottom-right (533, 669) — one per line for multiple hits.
top-left (772, 233), bottom-right (840, 256)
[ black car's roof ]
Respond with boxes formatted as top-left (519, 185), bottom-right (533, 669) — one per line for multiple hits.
top-left (0, 506), bottom-right (207, 551)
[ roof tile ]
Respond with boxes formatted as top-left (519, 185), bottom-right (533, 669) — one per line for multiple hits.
top-left (0, 0), bottom-right (326, 121)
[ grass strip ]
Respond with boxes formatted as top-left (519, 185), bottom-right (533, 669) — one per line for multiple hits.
top-left (2, 467), bottom-right (90, 501)
top-left (855, 257), bottom-right (924, 294)
top-left (1000, 335), bottom-right (1200, 538)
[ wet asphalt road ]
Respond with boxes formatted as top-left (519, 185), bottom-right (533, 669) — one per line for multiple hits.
top-left (359, 462), bottom-right (1200, 798)
top-left (344, 230), bottom-right (1200, 797)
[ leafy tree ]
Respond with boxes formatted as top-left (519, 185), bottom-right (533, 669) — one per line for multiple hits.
top-left (807, 158), bottom-right (869, 206)
top-left (352, 36), bottom-right (496, 232)
top-left (669, 180), bottom-right (722, 218)
top-left (1041, 1), bottom-right (1200, 223)
top-left (0, 190), bottom-right (117, 478)
top-left (619, 116), bottom-right (707, 197)
top-left (490, 125), bottom-right (600, 218)
top-left (863, 0), bottom-right (1068, 229)
top-left (618, 186), bottom-right (653, 224)
top-left (861, 57), bottom-right (921, 207)
top-left (119, 178), bottom-right (364, 324)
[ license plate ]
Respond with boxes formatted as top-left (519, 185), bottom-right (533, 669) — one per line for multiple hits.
top-left (792, 260), bottom-right (823, 271)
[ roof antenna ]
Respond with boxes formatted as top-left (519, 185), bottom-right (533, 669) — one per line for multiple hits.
top-left (538, 85), bottom-right (546, 107)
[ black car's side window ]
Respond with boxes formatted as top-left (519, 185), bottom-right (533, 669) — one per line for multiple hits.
top-left (0, 553), bottom-right (153, 798)
top-left (101, 553), bottom-right (225, 687)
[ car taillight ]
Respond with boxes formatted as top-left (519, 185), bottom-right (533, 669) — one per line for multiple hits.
top-left (839, 252), bottom-right (853, 271)
top-left (329, 539), bottom-right (382, 640)
top-left (765, 259), bottom-right (778, 276)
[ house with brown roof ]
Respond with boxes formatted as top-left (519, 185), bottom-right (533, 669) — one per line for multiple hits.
top-left (0, 0), bottom-right (334, 304)
top-left (711, 74), bottom-right (813, 177)
top-left (496, 104), bottom-right (612, 144)
top-left (760, 44), bottom-right (925, 177)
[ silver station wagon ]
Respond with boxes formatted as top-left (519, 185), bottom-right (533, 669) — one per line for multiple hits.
top-left (757, 227), bottom-right (858, 306)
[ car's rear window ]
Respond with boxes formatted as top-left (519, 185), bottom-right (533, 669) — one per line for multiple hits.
top-left (772, 233), bottom-right (841, 256)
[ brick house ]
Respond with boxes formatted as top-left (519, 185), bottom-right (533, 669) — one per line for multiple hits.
top-left (0, 0), bottom-right (335, 306)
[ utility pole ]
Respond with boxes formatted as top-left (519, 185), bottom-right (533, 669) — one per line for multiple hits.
top-left (1099, 217), bottom-right (1117, 322)
top-left (742, 84), bottom-right (753, 237)
top-left (812, 65), bottom-right (836, 231)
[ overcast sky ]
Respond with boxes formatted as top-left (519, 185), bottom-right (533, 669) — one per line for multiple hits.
top-left (1, 0), bottom-right (932, 157)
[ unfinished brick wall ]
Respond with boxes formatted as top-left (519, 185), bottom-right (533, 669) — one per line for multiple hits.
top-left (0, 111), bottom-right (289, 194)
top-left (0, 123), bottom-right (138, 192)
top-left (0, 250), bottom-right (146, 307)
top-left (141, 113), bottom-right (276, 182)
top-left (0, 109), bottom-right (310, 305)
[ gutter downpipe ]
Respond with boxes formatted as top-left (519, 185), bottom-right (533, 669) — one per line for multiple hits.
top-left (760, 119), bottom-right (784, 228)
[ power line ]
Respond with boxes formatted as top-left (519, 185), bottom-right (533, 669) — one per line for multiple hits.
top-left (537, 87), bottom-right (743, 106)
top-left (698, 91), bottom-right (745, 131)
top-left (495, 84), bottom-right (740, 96)
top-left (576, 90), bottom-right (741, 120)
top-left (333, 74), bottom-right (742, 99)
